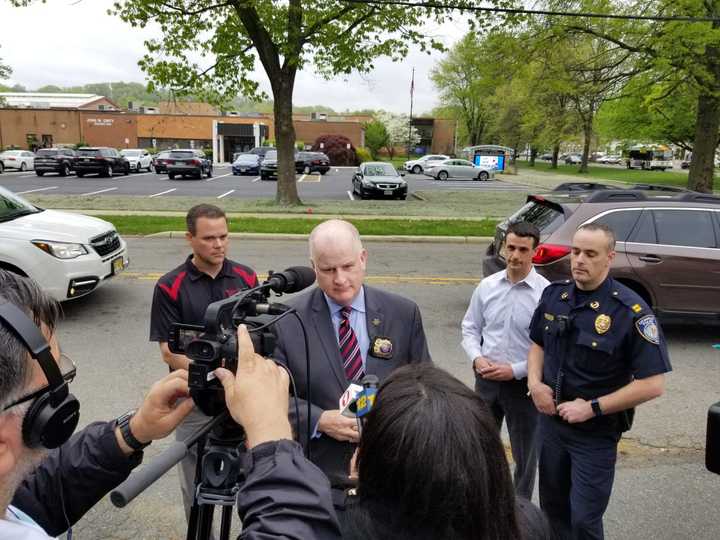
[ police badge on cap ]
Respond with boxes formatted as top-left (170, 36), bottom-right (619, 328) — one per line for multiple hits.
top-left (635, 315), bottom-right (660, 345)
top-left (370, 336), bottom-right (393, 359)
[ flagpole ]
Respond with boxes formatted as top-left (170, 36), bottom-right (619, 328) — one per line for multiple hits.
top-left (407, 67), bottom-right (415, 158)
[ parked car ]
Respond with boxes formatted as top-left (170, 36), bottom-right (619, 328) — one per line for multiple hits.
top-left (539, 153), bottom-right (554, 161)
top-left (0, 150), bottom-right (35, 171)
top-left (564, 154), bottom-right (583, 164)
top-left (483, 189), bottom-right (720, 317)
top-left (0, 185), bottom-right (129, 301)
top-left (259, 150), bottom-right (305, 180)
top-left (232, 154), bottom-right (262, 175)
top-left (425, 158), bottom-right (495, 181)
top-left (152, 150), bottom-right (172, 173)
top-left (74, 147), bottom-right (130, 177)
top-left (403, 154), bottom-right (450, 174)
top-left (352, 162), bottom-right (408, 200)
top-left (120, 149), bottom-right (153, 172)
top-left (166, 149), bottom-right (212, 180)
top-left (34, 148), bottom-right (77, 177)
top-left (297, 151), bottom-right (330, 175)
top-left (248, 146), bottom-right (276, 159)
top-left (596, 154), bottom-right (622, 164)
top-left (0, 161), bottom-right (3, 173)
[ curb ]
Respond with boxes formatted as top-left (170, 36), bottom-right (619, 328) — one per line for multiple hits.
top-left (143, 231), bottom-right (494, 243)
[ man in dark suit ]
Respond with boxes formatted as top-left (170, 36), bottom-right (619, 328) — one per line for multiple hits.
top-left (272, 219), bottom-right (432, 486)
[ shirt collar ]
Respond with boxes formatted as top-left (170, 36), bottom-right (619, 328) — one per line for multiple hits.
top-left (324, 286), bottom-right (366, 316)
top-left (185, 255), bottom-right (232, 281)
top-left (502, 266), bottom-right (538, 288)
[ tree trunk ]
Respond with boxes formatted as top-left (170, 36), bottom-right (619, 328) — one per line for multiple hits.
top-left (551, 143), bottom-right (560, 169)
top-left (688, 92), bottom-right (719, 193)
top-left (579, 117), bottom-right (592, 174)
top-left (529, 147), bottom-right (538, 167)
top-left (272, 78), bottom-right (301, 206)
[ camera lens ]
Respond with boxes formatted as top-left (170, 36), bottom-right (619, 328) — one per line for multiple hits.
top-left (200, 343), bottom-right (213, 359)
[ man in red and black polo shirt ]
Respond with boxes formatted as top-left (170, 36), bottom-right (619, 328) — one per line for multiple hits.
top-left (149, 203), bottom-right (257, 527)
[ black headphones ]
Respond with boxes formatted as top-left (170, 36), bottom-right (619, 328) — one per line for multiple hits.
top-left (0, 302), bottom-right (80, 449)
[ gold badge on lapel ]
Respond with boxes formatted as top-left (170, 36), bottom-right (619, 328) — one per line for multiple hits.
top-left (590, 301), bottom-right (600, 310)
top-left (595, 314), bottom-right (611, 334)
top-left (371, 318), bottom-right (381, 327)
top-left (370, 336), bottom-right (393, 359)
top-left (560, 292), bottom-right (569, 300)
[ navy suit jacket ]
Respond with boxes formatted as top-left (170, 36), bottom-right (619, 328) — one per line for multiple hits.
top-left (272, 285), bottom-right (432, 485)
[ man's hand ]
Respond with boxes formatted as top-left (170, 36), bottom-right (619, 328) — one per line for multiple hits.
top-left (122, 370), bottom-right (195, 453)
top-left (557, 398), bottom-right (593, 424)
top-left (529, 382), bottom-right (557, 415)
top-left (215, 325), bottom-right (292, 449)
top-left (479, 362), bottom-right (514, 381)
top-left (317, 410), bottom-right (360, 443)
top-left (473, 356), bottom-right (492, 373)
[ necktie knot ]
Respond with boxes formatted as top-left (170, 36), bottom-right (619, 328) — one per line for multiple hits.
top-left (341, 306), bottom-right (352, 319)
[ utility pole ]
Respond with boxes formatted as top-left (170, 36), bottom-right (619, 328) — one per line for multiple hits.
top-left (407, 67), bottom-right (415, 158)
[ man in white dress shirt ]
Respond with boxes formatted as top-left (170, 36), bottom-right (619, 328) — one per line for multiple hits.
top-left (461, 221), bottom-right (549, 499)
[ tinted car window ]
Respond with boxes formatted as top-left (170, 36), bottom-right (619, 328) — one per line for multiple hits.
top-left (627, 210), bottom-right (657, 244)
top-left (509, 201), bottom-right (565, 235)
top-left (169, 151), bottom-right (195, 158)
top-left (77, 148), bottom-right (100, 156)
top-left (653, 209), bottom-right (716, 248)
top-left (364, 164), bottom-right (397, 176)
top-left (265, 151), bottom-right (277, 160)
top-left (592, 210), bottom-right (642, 242)
top-left (36, 149), bottom-right (59, 157)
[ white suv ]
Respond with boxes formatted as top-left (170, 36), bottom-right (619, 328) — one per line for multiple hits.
top-left (0, 186), bottom-right (129, 301)
top-left (403, 154), bottom-right (450, 174)
top-left (120, 149), bottom-right (153, 172)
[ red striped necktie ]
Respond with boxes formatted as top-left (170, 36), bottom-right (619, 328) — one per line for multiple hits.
top-left (339, 306), bottom-right (364, 381)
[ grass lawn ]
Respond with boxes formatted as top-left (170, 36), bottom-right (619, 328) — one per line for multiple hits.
top-left (98, 214), bottom-right (499, 237)
top-left (517, 161), bottom-right (693, 188)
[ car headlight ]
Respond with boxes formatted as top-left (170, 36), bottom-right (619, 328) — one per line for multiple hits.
top-left (32, 240), bottom-right (88, 259)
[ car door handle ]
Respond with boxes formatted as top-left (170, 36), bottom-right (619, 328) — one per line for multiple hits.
top-left (638, 255), bottom-right (662, 263)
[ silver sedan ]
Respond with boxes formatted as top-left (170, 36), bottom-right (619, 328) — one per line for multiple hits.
top-left (425, 158), bottom-right (495, 181)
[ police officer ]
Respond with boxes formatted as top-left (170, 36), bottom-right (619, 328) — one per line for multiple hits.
top-left (527, 223), bottom-right (671, 540)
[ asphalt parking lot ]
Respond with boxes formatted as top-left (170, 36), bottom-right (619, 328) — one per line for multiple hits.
top-left (0, 165), bottom-right (530, 201)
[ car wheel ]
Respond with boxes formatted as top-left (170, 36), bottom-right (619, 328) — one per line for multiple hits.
top-left (61, 164), bottom-right (69, 177)
top-left (412, 165), bottom-right (422, 174)
top-left (104, 164), bottom-right (113, 177)
top-left (261, 174), bottom-right (268, 180)
top-left (20, 162), bottom-right (27, 172)
top-left (36, 171), bottom-right (45, 177)
top-left (478, 171), bottom-right (489, 181)
top-left (168, 173), bottom-right (176, 180)
top-left (76, 172), bottom-right (85, 178)
top-left (135, 162), bottom-right (141, 172)
top-left (438, 171), bottom-right (449, 181)
top-left (0, 162), bottom-right (3, 173)
top-left (195, 169), bottom-right (203, 180)
top-left (303, 165), bottom-right (311, 175)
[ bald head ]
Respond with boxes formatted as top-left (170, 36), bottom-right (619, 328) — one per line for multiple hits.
top-left (309, 220), bottom-right (367, 305)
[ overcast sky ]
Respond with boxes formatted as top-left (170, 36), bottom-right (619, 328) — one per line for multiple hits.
top-left (0, 0), bottom-right (470, 115)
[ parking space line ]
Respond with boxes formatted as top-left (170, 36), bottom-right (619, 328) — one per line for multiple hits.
top-left (126, 171), bottom-right (156, 178)
top-left (19, 174), bottom-right (37, 178)
top-left (251, 176), bottom-right (261, 183)
top-left (16, 186), bottom-right (58, 194)
top-left (148, 188), bottom-right (176, 198)
top-left (81, 187), bottom-right (118, 196)
top-left (347, 190), bottom-right (355, 201)
top-left (297, 174), bottom-right (307, 183)
top-left (217, 189), bottom-right (235, 199)
top-left (302, 174), bottom-right (321, 183)
top-left (206, 172), bottom-right (233, 182)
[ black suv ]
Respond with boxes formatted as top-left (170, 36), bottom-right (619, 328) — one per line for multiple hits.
top-left (74, 147), bottom-right (130, 177)
top-left (34, 148), bottom-right (77, 177)
top-left (166, 149), bottom-right (212, 180)
top-left (297, 151), bottom-right (331, 175)
top-left (260, 150), bottom-right (305, 180)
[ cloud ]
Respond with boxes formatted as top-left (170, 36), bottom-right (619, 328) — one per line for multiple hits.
top-left (0, 0), bottom-right (467, 114)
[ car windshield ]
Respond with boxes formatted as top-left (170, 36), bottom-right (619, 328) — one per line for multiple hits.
top-left (508, 200), bottom-right (565, 236)
top-left (77, 148), bottom-right (101, 157)
top-left (235, 154), bottom-right (257, 162)
top-left (265, 151), bottom-right (277, 160)
top-left (36, 149), bottom-right (59, 157)
top-left (121, 150), bottom-right (141, 156)
top-left (0, 186), bottom-right (41, 222)
top-left (1, 151), bottom-right (22, 157)
top-left (169, 151), bottom-right (195, 158)
top-left (364, 164), bottom-right (397, 176)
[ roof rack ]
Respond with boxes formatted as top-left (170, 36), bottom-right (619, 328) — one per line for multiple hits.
top-left (676, 192), bottom-right (720, 204)
top-left (585, 190), bottom-right (647, 203)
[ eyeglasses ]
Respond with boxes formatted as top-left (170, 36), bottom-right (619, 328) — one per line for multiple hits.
top-left (1, 352), bottom-right (76, 412)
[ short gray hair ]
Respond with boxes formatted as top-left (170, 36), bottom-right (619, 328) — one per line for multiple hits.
top-left (0, 270), bottom-right (61, 411)
top-left (577, 223), bottom-right (616, 252)
top-left (308, 219), bottom-right (363, 260)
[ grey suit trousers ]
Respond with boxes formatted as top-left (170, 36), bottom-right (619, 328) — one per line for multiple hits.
top-left (475, 374), bottom-right (539, 500)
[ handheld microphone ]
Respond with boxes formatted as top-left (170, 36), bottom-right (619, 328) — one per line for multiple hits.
top-left (339, 383), bottom-right (363, 418)
top-left (356, 375), bottom-right (379, 419)
top-left (264, 266), bottom-right (316, 294)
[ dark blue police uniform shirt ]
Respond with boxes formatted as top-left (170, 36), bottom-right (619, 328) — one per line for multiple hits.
top-left (529, 277), bottom-right (672, 431)
top-left (150, 255), bottom-right (258, 344)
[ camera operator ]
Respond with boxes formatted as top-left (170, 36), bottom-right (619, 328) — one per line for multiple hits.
top-left (0, 269), bottom-right (195, 539)
top-left (149, 203), bottom-right (259, 525)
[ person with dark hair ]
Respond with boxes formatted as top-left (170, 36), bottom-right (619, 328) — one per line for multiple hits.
top-left (342, 363), bottom-right (552, 540)
top-left (461, 221), bottom-right (549, 498)
top-left (149, 203), bottom-right (259, 526)
top-left (527, 224), bottom-right (671, 539)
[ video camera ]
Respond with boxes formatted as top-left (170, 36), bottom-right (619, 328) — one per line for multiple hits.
top-left (167, 266), bottom-right (316, 416)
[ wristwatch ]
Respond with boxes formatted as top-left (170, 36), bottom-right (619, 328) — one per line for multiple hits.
top-left (590, 398), bottom-right (603, 417)
top-left (115, 410), bottom-right (151, 451)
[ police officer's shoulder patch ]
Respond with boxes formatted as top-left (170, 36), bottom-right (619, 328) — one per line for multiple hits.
top-left (635, 315), bottom-right (660, 345)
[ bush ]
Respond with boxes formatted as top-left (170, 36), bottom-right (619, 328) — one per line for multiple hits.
top-left (355, 147), bottom-right (372, 163)
top-left (311, 134), bottom-right (358, 166)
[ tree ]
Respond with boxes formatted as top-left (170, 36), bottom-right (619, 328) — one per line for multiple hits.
top-left (311, 134), bottom-right (357, 165)
top-left (102, 0), bottom-right (468, 206)
top-left (364, 119), bottom-right (389, 159)
top-left (376, 111), bottom-right (420, 159)
top-left (0, 52), bottom-right (10, 107)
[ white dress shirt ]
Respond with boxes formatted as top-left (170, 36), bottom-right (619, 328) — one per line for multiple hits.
top-left (461, 267), bottom-right (549, 379)
top-left (2, 506), bottom-right (53, 539)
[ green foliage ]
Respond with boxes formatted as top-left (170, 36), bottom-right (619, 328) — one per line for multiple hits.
top-left (363, 120), bottom-right (389, 159)
top-left (355, 146), bottom-right (372, 163)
